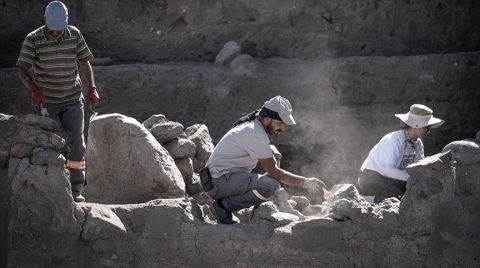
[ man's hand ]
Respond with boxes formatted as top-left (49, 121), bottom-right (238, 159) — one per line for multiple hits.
top-left (303, 177), bottom-right (327, 193)
top-left (86, 86), bottom-right (99, 108)
top-left (30, 85), bottom-right (45, 106)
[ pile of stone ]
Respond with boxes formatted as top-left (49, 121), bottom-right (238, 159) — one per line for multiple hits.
top-left (143, 114), bottom-right (215, 196)
top-left (83, 113), bottom-right (215, 204)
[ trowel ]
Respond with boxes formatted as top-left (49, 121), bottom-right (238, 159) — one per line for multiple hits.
top-left (322, 188), bottom-right (334, 202)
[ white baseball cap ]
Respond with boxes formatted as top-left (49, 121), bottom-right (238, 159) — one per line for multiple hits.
top-left (263, 96), bottom-right (296, 125)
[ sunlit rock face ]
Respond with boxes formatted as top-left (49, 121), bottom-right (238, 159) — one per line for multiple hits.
top-left (85, 113), bottom-right (185, 203)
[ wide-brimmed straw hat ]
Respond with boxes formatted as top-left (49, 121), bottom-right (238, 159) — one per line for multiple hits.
top-left (395, 104), bottom-right (444, 129)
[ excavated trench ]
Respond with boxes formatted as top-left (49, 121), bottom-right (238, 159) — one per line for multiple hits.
top-left (1, 0), bottom-right (480, 267)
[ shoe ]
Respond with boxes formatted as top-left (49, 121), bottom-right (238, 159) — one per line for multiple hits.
top-left (211, 200), bottom-right (238, 224)
top-left (73, 193), bottom-right (85, 202)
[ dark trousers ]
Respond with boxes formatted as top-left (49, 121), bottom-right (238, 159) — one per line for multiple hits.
top-left (357, 169), bottom-right (406, 203)
top-left (208, 172), bottom-right (280, 211)
top-left (32, 99), bottom-right (86, 193)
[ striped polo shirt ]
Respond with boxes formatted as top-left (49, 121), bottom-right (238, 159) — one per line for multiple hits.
top-left (17, 25), bottom-right (94, 105)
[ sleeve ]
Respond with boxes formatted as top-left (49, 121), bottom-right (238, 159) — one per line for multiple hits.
top-left (243, 135), bottom-right (274, 160)
top-left (16, 35), bottom-right (35, 67)
top-left (376, 135), bottom-right (410, 181)
top-left (76, 30), bottom-right (94, 61)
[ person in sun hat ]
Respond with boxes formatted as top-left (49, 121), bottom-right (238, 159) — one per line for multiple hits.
top-left (200, 96), bottom-right (327, 224)
top-left (357, 104), bottom-right (445, 203)
top-left (16, 1), bottom-right (100, 202)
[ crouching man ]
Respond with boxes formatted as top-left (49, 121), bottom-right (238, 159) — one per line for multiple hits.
top-left (203, 96), bottom-right (326, 224)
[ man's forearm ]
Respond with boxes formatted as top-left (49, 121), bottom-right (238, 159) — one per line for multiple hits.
top-left (79, 60), bottom-right (95, 86)
top-left (18, 66), bottom-right (34, 90)
top-left (268, 168), bottom-right (306, 187)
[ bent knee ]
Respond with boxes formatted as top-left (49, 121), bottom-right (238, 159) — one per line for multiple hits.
top-left (255, 178), bottom-right (280, 199)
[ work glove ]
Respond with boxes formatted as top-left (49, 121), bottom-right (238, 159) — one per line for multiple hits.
top-left (30, 85), bottom-right (45, 106)
top-left (86, 85), bottom-right (99, 108)
top-left (303, 177), bottom-right (327, 193)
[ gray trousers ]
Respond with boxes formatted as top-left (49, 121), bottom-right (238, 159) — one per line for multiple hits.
top-left (208, 172), bottom-right (280, 211)
top-left (357, 169), bottom-right (406, 203)
top-left (32, 98), bottom-right (86, 193)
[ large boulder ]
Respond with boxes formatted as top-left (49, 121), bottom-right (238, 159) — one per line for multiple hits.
top-left (85, 113), bottom-right (185, 203)
top-left (185, 124), bottom-right (214, 171)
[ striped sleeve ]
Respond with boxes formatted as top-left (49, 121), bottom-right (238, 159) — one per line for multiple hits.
top-left (16, 35), bottom-right (35, 66)
top-left (76, 31), bottom-right (94, 61)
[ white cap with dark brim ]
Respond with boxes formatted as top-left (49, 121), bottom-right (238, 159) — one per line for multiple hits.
top-left (263, 96), bottom-right (296, 125)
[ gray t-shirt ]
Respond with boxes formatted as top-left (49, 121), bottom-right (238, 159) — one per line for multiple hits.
top-left (206, 119), bottom-right (274, 178)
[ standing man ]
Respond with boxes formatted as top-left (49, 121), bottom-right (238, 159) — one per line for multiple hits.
top-left (17, 1), bottom-right (99, 202)
top-left (204, 96), bottom-right (326, 224)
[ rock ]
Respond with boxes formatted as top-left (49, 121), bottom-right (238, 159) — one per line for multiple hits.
top-left (230, 54), bottom-right (258, 76)
top-left (14, 125), bottom-right (65, 150)
top-left (329, 199), bottom-right (367, 220)
top-left (85, 113), bottom-right (185, 203)
top-left (476, 130), bottom-right (480, 142)
top-left (185, 173), bottom-right (203, 195)
top-left (31, 148), bottom-right (66, 166)
top-left (330, 184), bottom-right (364, 202)
top-left (80, 204), bottom-right (127, 241)
top-left (165, 138), bottom-right (196, 159)
top-left (185, 124), bottom-right (214, 171)
top-left (16, 114), bottom-right (59, 131)
top-left (10, 143), bottom-right (34, 158)
top-left (9, 158), bottom-right (81, 233)
top-left (290, 196), bottom-right (310, 211)
top-left (150, 121), bottom-right (184, 144)
top-left (142, 114), bottom-right (167, 129)
top-left (294, 218), bottom-right (342, 229)
top-left (274, 187), bottom-right (289, 202)
top-left (251, 201), bottom-right (298, 226)
top-left (442, 140), bottom-right (480, 165)
top-left (175, 158), bottom-right (194, 180)
top-left (215, 41), bottom-right (241, 66)
top-left (234, 207), bottom-right (254, 223)
top-left (401, 152), bottom-right (456, 225)
top-left (302, 205), bottom-right (329, 217)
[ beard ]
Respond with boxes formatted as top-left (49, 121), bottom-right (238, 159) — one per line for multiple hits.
top-left (265, 121), bottom-right (281, 138)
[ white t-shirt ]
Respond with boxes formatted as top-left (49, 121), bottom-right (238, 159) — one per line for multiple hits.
top-left (206, 119), bottom-right (273, 178)
top-left (361, 129), bottom-right (424, 181)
